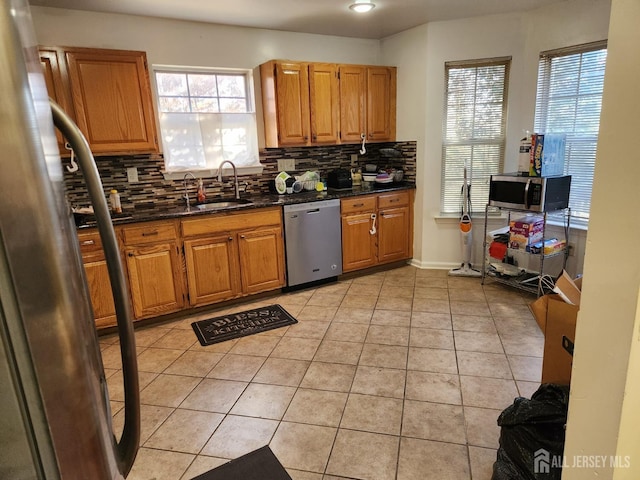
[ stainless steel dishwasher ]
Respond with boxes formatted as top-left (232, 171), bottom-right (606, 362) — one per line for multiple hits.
top-left (283, 199), bottom-right (342, 287)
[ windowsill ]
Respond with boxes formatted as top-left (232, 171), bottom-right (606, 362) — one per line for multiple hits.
top-left (162, 165), bottom-right (264, 181)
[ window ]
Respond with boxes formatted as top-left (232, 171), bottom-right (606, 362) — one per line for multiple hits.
top-left (441, 57), bottom-right (510, 214)
top-left (155, 69), bottom-right (260, 173)
top-left (534, 41), bottom-right (607, 221)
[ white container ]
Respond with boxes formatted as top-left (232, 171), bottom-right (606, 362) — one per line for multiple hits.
top-left (109, 189), bottom-right (122, 213)
top-left (518, 132), bottom-right (532, 173)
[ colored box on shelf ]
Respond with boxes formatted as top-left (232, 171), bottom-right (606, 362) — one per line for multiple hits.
top-left (529, 133), bottom-right (566, 177)
top-left (527, 238), bottom-right (567, 255)
top-left (509, 215), bottom-right (544, 249)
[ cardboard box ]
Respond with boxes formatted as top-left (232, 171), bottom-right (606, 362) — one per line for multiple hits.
top-left (527, 238), bottom-right (566, 255)
top-left (529, 271), bottom-right (582, 385)
top-left (509, 215), bottom-right (544, 249)
top-left (529, 133), bottom-right (567, 177)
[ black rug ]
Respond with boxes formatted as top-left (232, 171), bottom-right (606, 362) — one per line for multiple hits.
top-left (191, 304), bottom-right (297, 346)
top-left (191, 445), bottom-right (292, 480)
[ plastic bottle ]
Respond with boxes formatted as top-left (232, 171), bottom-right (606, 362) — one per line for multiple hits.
top-left (197, 178), bottom-right (206, 203)
top-left (109, 189), bottom-right (122, 214)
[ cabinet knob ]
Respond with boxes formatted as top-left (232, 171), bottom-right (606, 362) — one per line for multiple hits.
top-left (141, 230), bottom-right (158, 237)
top-left (81, 240), bottom-right (95, 246)
top-left (228, 236), bottom-right (233, 241)
top-left (127, 252), bottom-right (134, 257)
top-left (240, 234), bottom-right (246, 239)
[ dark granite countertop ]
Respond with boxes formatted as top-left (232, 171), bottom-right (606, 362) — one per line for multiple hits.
top-left (77, 181), bottom-right (416, 229)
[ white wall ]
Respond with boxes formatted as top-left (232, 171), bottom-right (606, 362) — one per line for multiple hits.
top-left (563, 0), bottom-right (640, 477)
top-left (381, 0), bottom-right (610, 273)
top-left (31, 6), bottom-right (381, 69)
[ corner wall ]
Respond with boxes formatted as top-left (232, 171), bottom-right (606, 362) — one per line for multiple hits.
top-left (381, 0), bottom-right (611, 274)
top-left (563, 0), bottom-right (640, 477)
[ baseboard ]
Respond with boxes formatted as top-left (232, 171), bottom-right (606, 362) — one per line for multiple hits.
top-left (409, 259), bottom-right (459, 270)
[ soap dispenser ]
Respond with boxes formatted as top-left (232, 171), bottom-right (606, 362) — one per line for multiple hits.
top-left (197, 178), bottom-right (206, 203)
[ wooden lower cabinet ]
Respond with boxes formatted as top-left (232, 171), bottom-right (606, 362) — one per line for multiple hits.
top-left (378, 206), bottom-right (410, 263)
top-left (124, 242), bottom-right (184, 319)
top-left (183, 235), bottom-right (241, 306)
top-left (121, 221), bottom-right (184, 319)
top-left (341, 211), bottom-right (377, 272)
top-left (78, 230), bottom-right (116, 328)
top-left (238, 226), bottom-right (286, 294)
top-left (181, 207), bottom-right (286, 307)
top-left (341, 190), bottom-right (413, 273)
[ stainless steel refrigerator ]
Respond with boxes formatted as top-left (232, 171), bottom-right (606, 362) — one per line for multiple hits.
top-left (0, 0), bottom-right (140, 478)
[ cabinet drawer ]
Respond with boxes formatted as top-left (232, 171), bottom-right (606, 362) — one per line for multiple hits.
top-left (77, 229), bottom-right (103, 254)
top-left (377, 191), bottom-right (409, 209)
top-left (182, 207), bottom-right (281, 238)
top-left (121, 222), bottom-right (177, 245)
top-left (341, 196), bottom-right (376, 215)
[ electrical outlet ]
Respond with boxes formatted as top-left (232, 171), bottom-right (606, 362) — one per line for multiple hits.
top-left (568, 242), bottom-right (576, 256)
top-left (350, 154), bottom-right (358, 166)
top-left (126, 167), bottom-right (138, 183)
top-left (277, 159), bottom-right (296, 172)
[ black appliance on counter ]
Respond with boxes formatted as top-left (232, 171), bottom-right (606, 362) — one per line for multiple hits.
top-left (489, 173), bottom-right (571, 212)
top-left (327, 168), bottom-right (352, 190)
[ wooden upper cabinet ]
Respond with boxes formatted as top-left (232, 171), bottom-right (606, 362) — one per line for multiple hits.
top-left (39, 49), bottom-right (73, 154)
top-left (261, 60), bottom-right (311, 147)
top-left (367, 66), bottom-right (397, 142)
top-left (64, 48), bottom-right (158, 154)
top-left (309, 63), bottom-right (339, 144)
top-left (338, 65), bottom-right (367, 143)
top-left (260, 59), bottom-right (396, 147)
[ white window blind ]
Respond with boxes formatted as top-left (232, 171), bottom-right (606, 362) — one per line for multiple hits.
top-left (534, 41), bottom-right (607, 221)
top-left (155, 69), bottom-right (259, 172)
top-left (441, 57), bottom-right (510, 214)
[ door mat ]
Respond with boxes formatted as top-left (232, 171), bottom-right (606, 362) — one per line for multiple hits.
top-left (191, 445), bottom-right (292, 480)
top-left (191, 304), bottom-right (297, 346)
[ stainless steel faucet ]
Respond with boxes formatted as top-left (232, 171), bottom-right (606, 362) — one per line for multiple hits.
top-left (183, 172), bottom-right (197, 210)
top-left (217, 160), bottom-right (240, 200)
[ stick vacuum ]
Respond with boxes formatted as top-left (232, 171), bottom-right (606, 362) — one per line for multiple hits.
top-left (449, 164), bottom-right (482, 277)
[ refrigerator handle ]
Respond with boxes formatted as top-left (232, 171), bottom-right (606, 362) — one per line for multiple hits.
top-left (50, 100), bottom-right (140, 476)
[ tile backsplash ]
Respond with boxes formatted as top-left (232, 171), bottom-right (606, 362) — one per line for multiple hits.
top-left (64, 141), bottom-right (416, 213)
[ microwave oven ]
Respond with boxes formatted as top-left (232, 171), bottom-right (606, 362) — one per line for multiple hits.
top-left (489, 173), bottom-right (571, 212)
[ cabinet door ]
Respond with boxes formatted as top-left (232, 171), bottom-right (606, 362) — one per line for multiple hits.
top-left (341, 212), bottom-right (377, 272)
top-left (338, 65), bottom-right (367, 143)
top-left (378, 206), bottom-right (410, 264)
top-left (183, 235), bottom-right (241, 306)
top-left (309, 63), bottom-right (339, 144)
top-left (125, 242), bottom-right (184, 319)
top-left (65, 48), bottom-right (158, 154)
top-left (367, 66), bottom-right (396, 142)
top-left (39, 49), bottom-right (72, 154)
top-left (238, 227), bottom-right (285, 294)
top-left (82, 251), bottom-right (117, 329)
top-left (274, 61), bottom-right (311, 146)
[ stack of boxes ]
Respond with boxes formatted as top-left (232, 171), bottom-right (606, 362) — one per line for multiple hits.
top-left (509, 215), bottom-right (544, 250)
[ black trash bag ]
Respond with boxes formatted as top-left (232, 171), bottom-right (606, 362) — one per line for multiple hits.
top-left (492, 384), bottom-right (570, 480)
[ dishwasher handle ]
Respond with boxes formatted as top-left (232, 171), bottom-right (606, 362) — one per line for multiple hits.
top-left (369, 213), bottom-right (377, 235)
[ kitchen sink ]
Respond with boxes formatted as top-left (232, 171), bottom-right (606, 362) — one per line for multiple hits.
top-left (194, 198), bottom-right (253, 211)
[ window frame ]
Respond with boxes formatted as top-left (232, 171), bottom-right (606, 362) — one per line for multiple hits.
top-left (441, 56), bottom-right (511, 216)
top-left (533, 40), bottom-right (607, 224)
top-left (153, 65), bottom-right (262, 179)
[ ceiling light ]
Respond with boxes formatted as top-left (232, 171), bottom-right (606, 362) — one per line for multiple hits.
top-left (349, 1), bottom-right (376, 13)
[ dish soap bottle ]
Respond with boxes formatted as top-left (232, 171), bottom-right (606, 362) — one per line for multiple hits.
top-left (109, 189), bottom-right (122, 214)
top-left (197, 178), bottom-right (206, 203)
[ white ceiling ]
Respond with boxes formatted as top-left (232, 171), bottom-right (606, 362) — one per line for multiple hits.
top-left (29, 0), bottom-right (569, 39)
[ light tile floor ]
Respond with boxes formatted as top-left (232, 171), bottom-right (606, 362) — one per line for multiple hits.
top-left (100, 266), bottom-right (544, 480)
